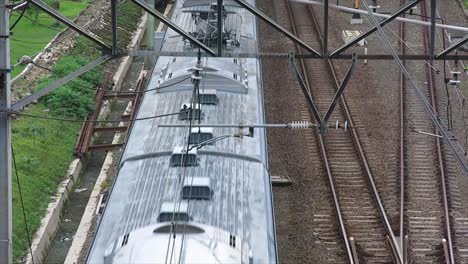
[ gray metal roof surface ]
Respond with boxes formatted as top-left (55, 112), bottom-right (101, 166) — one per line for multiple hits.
top-left (163, 0), bottom-right (258, 54)
top-left (87, 0), bottom-right (276, 263)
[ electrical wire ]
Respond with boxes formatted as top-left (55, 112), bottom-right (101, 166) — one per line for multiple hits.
top-left (11, 0), bottom-right (127, 74)
top-left (433, 7), bottom-right (468, 154)
top-left (0, 108), bottom-right (188, 123)
top-left (11, 38), bottom-right (50, 45)
top-left (10, 0), bottom-right (30, 30)
top-left (11, 146), bottom-right (35, 264)
top-left (21, 14), bottom-right (63, 32)
top-left (164, 51), bottom-right (203, 264)
top-left (29, 61), bottom-right (192, 94)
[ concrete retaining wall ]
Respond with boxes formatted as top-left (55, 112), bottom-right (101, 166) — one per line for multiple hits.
top-left (64, 5), bottom-right (173, 262)
top-left (25, 159), bottom-right (83, 264)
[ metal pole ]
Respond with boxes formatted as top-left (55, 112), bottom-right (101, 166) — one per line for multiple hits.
top-left (111, 0), bottom-right (118, 55)
top-left (0, 0), bottom-right (12, 262)
top-left (323, 0), bottom-right (328, 58)
top-left (322, 53), bottom-right (357, 125)
top-left (361, 0), bottom-right (468, 175)
top-left (430, 0), bottom-right (436, 60)
top-left (330, 0), bottom-right (421, 57)
top-left (292, 0), bottom-right (468, 33)
top-left (132, 0), bottom-right (216, 56)
top-left (145, 0), bottom-right (155, 65)
top-left (289, 52), bottom-right (323, 125)
top-left (217, 0), bottom-right (223, 56)
top-left (30, 0), bottom-right (111, 51)
top-left (125, 49), bottom-right (468, 60)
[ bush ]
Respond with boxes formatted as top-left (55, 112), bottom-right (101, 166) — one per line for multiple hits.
top-left (36, 49), bottom-right (103, 118)
top-left (43, 86), bottom-right (95, 118)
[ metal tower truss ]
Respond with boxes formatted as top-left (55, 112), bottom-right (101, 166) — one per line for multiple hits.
top-left (2, 0), bottom-right (468, 262)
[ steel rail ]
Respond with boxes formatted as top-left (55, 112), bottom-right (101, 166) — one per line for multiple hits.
top-left (282, 0), bottom-right (354, 263)
top-left (420, 2), bottom-right (454, 263)
top-left (398, 0), bottom-right (406, 260)
top-left (306, 3), bottom-right (404, 263)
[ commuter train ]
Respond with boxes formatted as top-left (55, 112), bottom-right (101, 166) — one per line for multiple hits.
top-left (86, 0), bottom-right (277, 262)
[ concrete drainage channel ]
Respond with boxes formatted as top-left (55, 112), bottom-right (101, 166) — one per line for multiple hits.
top-left (40, 58), bottom-right (146, 263)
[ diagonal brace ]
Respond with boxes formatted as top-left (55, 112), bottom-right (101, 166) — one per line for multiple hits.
top-left (288, 51), bottom-right (322, 125)
top-left (234, 0), bottom-right (322, 57)
top-left (30, 0), bottom-right (111, 52)
top-left (10, 55), bottom-right (111, 111)
top-left (131, 0), bottom-right (216, 56)
top-left (322, 53), bottom-right (357, 125)
top-left (361, 0), bottom-right (468, 177)
top-left (330, 0), bottom-right (421, 57)
top-left (436, 34), bottom-right (468, 59)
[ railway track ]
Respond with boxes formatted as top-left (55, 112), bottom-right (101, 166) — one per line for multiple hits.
top-left (399, 1), bottom-right (449, 263)
top-left (397, 1), bottom-right (468, 263)
top-left (284, 1), bottom-right (401, 263)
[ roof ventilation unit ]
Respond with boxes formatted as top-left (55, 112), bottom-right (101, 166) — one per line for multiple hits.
top-left (189, 127), bottom-right (214, 145)
top-left (170, 146), bottom-right (198, 167)
top-left (199, 89), bottom-right (218, 105)
top-left (182, 177), bottom-right (212, 200)
top-left (179, 103), bottom-right (202, 120)
top-left (157, 202), bottom-right (191, 222)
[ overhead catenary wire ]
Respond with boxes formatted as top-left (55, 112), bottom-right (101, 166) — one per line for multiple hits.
top-left (166, 62), bottom-right (200, 264)
top-left (9, 0), bottom-right (30, 30)
top-left (361, 0), bottom-right (468, 176)
top-left (176, 53), bottom-right (205, 264)
top-left (10, 0), bottom-right (127, 73)
top-left (392, 3), bottom-right (468, 155)
top-left (11, 146), bottom-right (35, 264)
top-left (27, 61), bottom-right (193, 94)
top-left (11, 38), bottom-right (51, 44)
top-left (0, 108), bottom-right (189, 123)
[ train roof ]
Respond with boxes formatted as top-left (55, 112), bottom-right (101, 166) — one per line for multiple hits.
top-left (86, 0), bottom-right (277, 263)
top-left (110, 223), bottom-right (243, 264)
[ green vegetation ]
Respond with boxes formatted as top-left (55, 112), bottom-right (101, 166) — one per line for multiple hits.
top-left (10, 0), bottom-right (90, 77)
top-left (12, 104), bottom-right (81, 262)
top-left (11, 0), bottom-right (144, 260)
top-left (12, 36), bottom-right (102, 262)
top-left (465, 0), bottom-right (468, 9)
top-left (100, 179), bottom-right (112, 189)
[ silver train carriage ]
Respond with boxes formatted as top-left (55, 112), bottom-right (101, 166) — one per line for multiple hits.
top-left (86, 0), bottom-right (277, 263)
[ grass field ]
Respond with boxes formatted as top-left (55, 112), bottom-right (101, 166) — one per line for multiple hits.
top-left (10, 0), bottom-right (89, 77)
top-left (11, 33), bottom-right (102, 261)
top-left (10, 1), bottom-right (143, 261)
top-left (12, 104), bottom-right (81, 262)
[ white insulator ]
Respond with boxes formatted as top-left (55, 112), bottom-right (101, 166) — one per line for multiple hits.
top-left (191, 74), bottom-right (202, 81)
top-left (19, 55), bottom-right (32, 66)
top-left (290, 121), bottom-right (310, 129)
top-left (336, 120), bottom-right (339, 129)
top-left (344, 120), bottom-right (348, 131)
